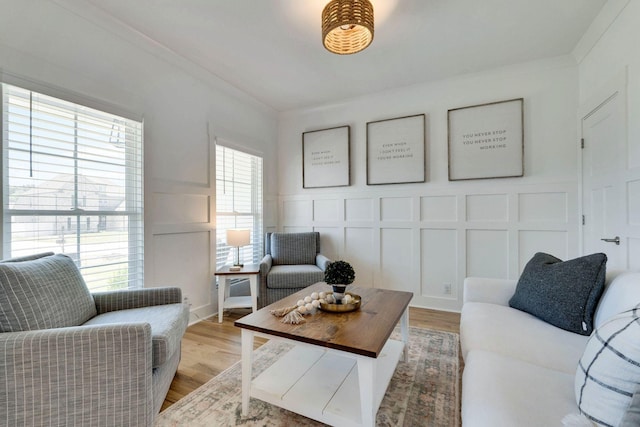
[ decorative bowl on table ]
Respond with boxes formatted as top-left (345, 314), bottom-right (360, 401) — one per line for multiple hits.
top-left (318, 292), bottom-right (361, 313)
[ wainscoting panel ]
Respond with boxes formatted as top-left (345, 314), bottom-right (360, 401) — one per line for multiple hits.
top-left (380, 228), bottom-right (414, 292)
top-left (466, 229), bottom-right (509, 279)
top-left (283, 226), bottom-right (312, 233)
top-left (314, 226), bottom-right (342, 261)
top-left (345, 198), bottom-right (374, 222)
top-left (344, 227), bottom-right (376, 287)
top-left (381, 197), bottom-right (414, 221)
top-left (313, 199), bottom-right (341, 222)
top-left (283, 200), bottom-right (312, 225)
top-left (278, 182), bottom-right (577, 312)
top-left (466, 194), bottom-right (508, 222)
top-left (519, 192), bottom-right (568, 222)
top-left (421, 195), bottom-right (457, 222)
top-left (518, 230), bottom-right (569, 271)
top-left (421, 229), bottom-right (458, 299)
top-left (153, 231), bottom-right (211, 308)
top-left (153, 193), bottom-right (209, 225)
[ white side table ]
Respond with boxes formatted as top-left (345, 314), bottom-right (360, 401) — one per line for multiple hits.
top-left (215, 264), bottom-right (260, 323)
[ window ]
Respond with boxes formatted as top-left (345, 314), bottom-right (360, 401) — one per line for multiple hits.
top-left (1, 84), bottom-right (143, 291)
top-left (215, 144), bottom-right (263, 269)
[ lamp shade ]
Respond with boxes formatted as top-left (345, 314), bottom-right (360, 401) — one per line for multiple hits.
top-left (226, 229), bottom-right (250, 247)
top-left (322, 0), bottom-right (374, 55)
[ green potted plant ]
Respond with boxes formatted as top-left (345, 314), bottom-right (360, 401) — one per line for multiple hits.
top-left (324, 260), bottom-right (355, 303)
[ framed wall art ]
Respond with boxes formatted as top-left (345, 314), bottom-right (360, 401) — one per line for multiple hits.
top-left (302, 125), bottom-right (350, 188)
top-left (448, 98), bottom-right (524, 181)
top-left (366, 114), bottom-right (426, 185)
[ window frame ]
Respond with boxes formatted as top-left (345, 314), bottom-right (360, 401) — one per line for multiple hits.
top-left (0, 82), bottom-right (144, 290)
top-left (215, 142), bottom-right (264, 270)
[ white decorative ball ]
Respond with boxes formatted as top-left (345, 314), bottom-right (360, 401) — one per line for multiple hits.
top-left (326, 294), bottom-right (335, 303)
top-left (343, 295), bottom-right (352, 304)
top-left (297, 299), bottom-right (305, 307)
top-left (310, 292), bottom-right (319, 300)
top-left (305, 303), bottom-right (314, 311)
top-left (298, 305), bottom-right (307, 314)
top-left (311, 300), bottom-right (320, 308)
top-left (319, 298), bottom-right (326, 304)
top-left (304, 296), bottom-right (312, 303)
top-left (319, 291), bottom-right (326, 299)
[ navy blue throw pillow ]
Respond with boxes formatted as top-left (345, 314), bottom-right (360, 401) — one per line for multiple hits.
top-left (509, 252), bottom-right (607, 335)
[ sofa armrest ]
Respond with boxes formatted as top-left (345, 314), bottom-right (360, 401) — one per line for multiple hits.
top-left (316, 254), bottom-right (331, 271)
top-left (0, 324), bottom-right (154, 427)
top-left (463, 277), bottom-right (517, 306)
top-left (93, 287), bottom-right (182, 314)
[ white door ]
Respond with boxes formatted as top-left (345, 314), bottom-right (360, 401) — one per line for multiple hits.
top-left (581, 85), bottom-right (640, 271)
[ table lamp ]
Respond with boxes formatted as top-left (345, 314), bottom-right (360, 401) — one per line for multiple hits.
top-left (226, 229), bottom-right (250, 267)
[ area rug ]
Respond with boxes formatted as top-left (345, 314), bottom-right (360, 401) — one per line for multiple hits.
top-left (155, 327), bottom-right (459, 426)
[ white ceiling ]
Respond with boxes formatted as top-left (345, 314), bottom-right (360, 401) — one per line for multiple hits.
top-left (84, 0), bottom-right (607, 112)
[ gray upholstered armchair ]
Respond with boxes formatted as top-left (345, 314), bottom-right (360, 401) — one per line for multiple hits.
top-left (0, 252), bottom-right (189, 427)
top-left (259, 232), bottom-right (331, 308)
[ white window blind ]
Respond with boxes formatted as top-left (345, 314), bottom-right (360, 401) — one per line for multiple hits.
top-left (215, 144), bottom-right (263, 269)
top-left (1, 84), bottom-right (144, 291)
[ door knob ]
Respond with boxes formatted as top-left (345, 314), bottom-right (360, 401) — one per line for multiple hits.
top-left (600, 236), bottom-right (620, 245)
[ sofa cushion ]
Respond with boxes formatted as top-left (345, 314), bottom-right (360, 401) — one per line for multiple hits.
top-left (461, 302), bottom-right (588, 374)
top-left (83, 303), bottom-right (189, 368)
top-left (462, 350), bottom-right (578, 427)
top-left (509, 252), bottom-right (607, 335)
top-left (270, 233), bottom-right (317, 265)
top-left (575, 305), bottom-right (640, 426)
top-left (266, 265), bottom-right (325, 289)
top-left (594, 272), bottom-right (640, 329)
top-left (0, 253), bottom-right (97, 332)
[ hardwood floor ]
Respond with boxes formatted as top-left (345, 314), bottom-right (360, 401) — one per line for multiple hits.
top-left (161, 306), bottom-right (461, 412)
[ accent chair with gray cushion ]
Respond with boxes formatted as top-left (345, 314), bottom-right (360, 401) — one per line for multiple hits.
top-left (0, 252), bottom-right (189, 427)
top-left (259, 232), bottom-right (331, 308)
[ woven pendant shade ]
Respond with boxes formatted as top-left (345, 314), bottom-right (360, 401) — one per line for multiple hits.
top-left (322, 0), bottom-right (374, 55)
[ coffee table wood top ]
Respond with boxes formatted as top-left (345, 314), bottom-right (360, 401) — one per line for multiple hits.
top-left (234, 282), bottom-right (413, 358)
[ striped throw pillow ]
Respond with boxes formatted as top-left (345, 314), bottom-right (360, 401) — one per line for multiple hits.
top-left (575, 305), bottom-right (640, 426)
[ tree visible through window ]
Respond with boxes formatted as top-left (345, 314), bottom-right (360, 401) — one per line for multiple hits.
top-left (1, 84), bottom-right (144, 291)
top-left (215, 144), bottom-right (263, 269)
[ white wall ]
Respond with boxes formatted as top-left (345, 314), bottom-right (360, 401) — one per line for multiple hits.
top-left (278, 57), bottom-right (580, 311)
top-left (0, 1), bottom-right (278, 321)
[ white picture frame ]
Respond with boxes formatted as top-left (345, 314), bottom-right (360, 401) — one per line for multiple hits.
top-left (366, 114), bottom-right (426, 185)
top-left (448, 98), bottom-right (524, 181)
top-left (302, 125), bottom-right (350, 188)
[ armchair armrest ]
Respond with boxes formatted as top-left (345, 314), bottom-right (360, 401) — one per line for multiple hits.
top-left (259, 254), bottom-right (273, 276)
top-left (463, 277), bottom-right (517, 306)
top-left (93, 287), bottom-right (182, 314)
top-left (1, 324), bottom-right (154, 427)
top-left (316, 254), bottom-right (330, 271)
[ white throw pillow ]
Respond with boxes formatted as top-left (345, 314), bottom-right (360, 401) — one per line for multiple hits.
top-left (575, 305), bottom-right (640, 426)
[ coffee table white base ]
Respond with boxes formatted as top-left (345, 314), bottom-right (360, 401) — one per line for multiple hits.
top-left (241, 310), bottom-right (409, 427)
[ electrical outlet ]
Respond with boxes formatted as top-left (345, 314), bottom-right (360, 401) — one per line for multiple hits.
top-left (443, 283), bottom-right (452, 295)
top-left (183, 296), bottom-right (192, 308)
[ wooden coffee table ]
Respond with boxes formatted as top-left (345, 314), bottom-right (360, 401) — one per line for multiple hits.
top-left (234, 282), bottom-right (413, 427)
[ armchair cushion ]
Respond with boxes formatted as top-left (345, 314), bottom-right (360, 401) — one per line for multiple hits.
top-left (83, 303), bottom-right (189, 368)
top-left (270, 232), bottom-right (317, 265)
top-left (0, 253), bottom-right (97, 332)
top-left (266, 265), bottom-right (325, 289)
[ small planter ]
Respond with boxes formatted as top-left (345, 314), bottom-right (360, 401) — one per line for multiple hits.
top-left (324, 260), bottom-right (355, 305)
top-left (332, 285), bottom-right (348, 303)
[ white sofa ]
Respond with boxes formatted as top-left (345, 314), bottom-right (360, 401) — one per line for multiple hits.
top-left (460, 271), bottom-right (640, 426)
